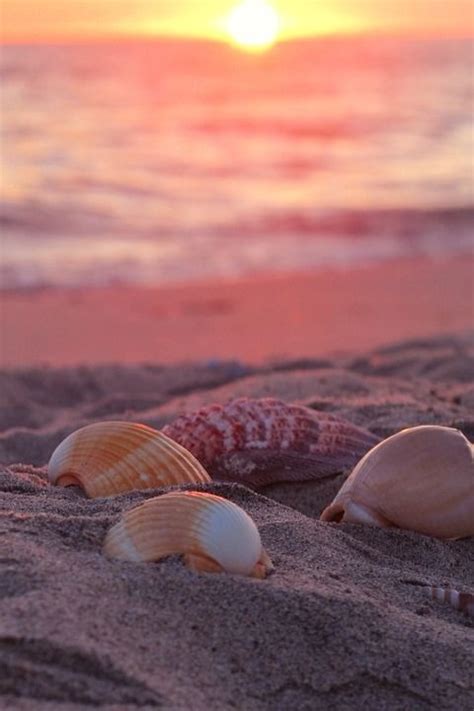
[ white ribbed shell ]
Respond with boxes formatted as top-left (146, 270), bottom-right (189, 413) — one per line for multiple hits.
top-left (103, 491), bottom-right (272, 577)
top-left (48, 421), bottom-right (210, 498)
top-left (320, 425), bottom-right (474, 539)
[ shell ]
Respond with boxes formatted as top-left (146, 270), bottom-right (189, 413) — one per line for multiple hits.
top-left (103, 491), bottom-right (273, 578)
top-left (425, 586), bottom-right (474, 618)
top-left (320, 425), bottom-right (474, 539)
top-left (48, 421), bottom-right (211, 498)
top-left (162, 397), bottom-right (380, 488)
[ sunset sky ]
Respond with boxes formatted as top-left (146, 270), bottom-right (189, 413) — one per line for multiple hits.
top-left (2, 0), bottom-right (473, 43)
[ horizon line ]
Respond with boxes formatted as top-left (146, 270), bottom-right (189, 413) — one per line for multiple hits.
top-left (2, 28), bottom-right (473, 46)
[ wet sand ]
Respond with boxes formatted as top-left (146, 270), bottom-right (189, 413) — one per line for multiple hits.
top-left (1, 255), bottom-right (473, 367)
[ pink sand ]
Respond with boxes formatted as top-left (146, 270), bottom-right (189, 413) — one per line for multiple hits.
top-left (1, 255), bottom-right (473, 367)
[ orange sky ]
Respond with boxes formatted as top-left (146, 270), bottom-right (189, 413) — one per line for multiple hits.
top-left (1, 0), bottom-right (473, 42)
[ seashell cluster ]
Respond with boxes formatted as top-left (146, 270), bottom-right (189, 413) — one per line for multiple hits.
top-left (103, 491), bottom-right (273, 578)
top-left (48, 421), bottom-right (210, 498)
top-left (320, 425), bottom-right (474, 539)
top-left (425, 586), bottom-right (474, 618)
top-left (162, 397), bottom-right (380, 487)
top-left (46, 407), bottom-right (473, 584)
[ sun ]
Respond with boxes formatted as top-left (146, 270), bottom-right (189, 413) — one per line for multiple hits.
top-left (225, 0), bottom-right (280, 52)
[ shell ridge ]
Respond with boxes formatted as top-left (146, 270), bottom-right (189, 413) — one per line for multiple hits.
top-left (152, 433), bottom-right (210, 483)
top-left (151, 442), bottom-right (195, 486)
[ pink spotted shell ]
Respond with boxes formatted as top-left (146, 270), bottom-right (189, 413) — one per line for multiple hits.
top-left (162, 397), bottom-right (380, 488)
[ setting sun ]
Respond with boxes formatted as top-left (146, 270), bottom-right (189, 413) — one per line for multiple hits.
top-left (225, 0), bottom-right (280, 51)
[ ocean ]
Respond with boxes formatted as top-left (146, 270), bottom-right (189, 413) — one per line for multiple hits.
top-left (1, 35), bottom-right (473, 289)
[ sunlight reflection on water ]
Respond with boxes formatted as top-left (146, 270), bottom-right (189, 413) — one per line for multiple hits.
top-left (1, 36), bottom-right (473, 288)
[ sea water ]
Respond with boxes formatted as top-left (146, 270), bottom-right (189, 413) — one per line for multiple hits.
top-left (1, 36), bottom-right (473, 289)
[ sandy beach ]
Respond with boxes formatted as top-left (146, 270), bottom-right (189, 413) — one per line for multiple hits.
top-left (1, 331), bottom-right (473, 710)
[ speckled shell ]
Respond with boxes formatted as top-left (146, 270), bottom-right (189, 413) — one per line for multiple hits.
top-left (426, 587), bottom-right (474, 617)
top-left (48, 421), bottom-right (211, 498)
top-left (103, 491), bottom-right (273, 578)
top-left (162, 397), bottom-right (380, 487)
top-left (320, 425), bottom-right (474, 539)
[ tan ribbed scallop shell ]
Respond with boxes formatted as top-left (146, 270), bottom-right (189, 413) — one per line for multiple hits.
top-left (103, 491), bottom-right (273, 578)
top-left (320, 425), bottom-right (474, 539)
top-left (48, 421), bottom-right (211, 498)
